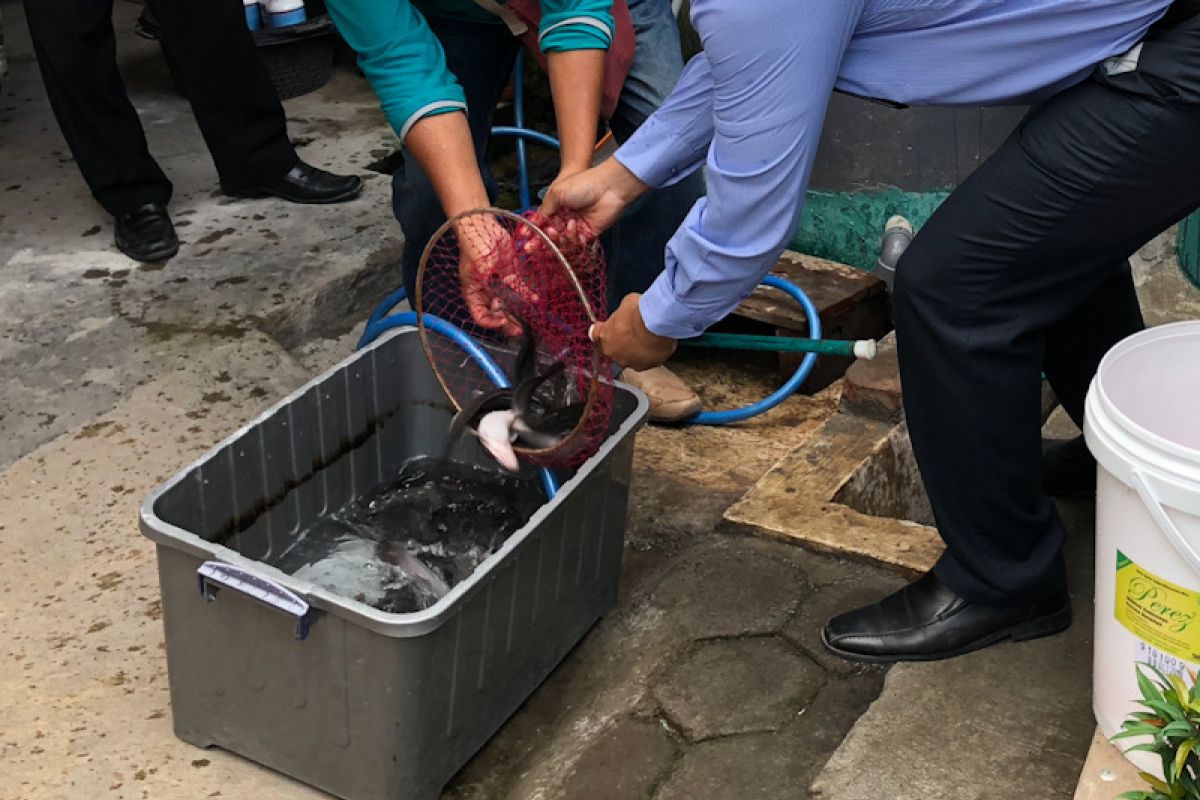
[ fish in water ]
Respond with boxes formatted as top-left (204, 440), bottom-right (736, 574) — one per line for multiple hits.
top-left (380, 540), bottom-right (453, 601)
top-left (445, 323), bottom-right (585, 471)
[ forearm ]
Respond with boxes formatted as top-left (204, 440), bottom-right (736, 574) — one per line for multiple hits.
top-left (546, 49), bottom-right (606, 174)
top-left (403, 112), bottom-right (488, 218)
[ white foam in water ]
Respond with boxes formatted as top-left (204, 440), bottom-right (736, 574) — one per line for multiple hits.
top-left (291, 534), bottom-right (395, 607)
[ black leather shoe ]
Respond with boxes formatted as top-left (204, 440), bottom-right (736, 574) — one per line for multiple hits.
top-left (114, 203), bottom-right (179, 263)
top-left (223, 161), bottom-right (363, 204)
top-left (822, 572), bottom-right (1071, 664)
top-left (1041, 435), bottom-right (1096, 498)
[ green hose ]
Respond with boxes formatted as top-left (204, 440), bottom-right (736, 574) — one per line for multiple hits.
top-left (681, 332), bottom-right (877, 359)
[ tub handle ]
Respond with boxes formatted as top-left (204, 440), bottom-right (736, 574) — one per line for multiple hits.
top-left (1130, 469), bottom-right (1200, 576)
top-left (197, 561), bottom-right (312, 640)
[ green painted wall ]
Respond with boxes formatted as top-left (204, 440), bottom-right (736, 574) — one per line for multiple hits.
top-left (789, 188), bottom-right (950, 271)
top-left (1179, 210), bottom-right (1200, 290)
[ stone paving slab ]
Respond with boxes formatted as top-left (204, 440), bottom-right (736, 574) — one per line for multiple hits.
top-left (646, 545), bottom-right (806, 639)
top-left (653, 638), bottom-right (826, 740)
top-left (556, 717), bottom-right (679, 800)
top-left (784, 571), bottom-right (909, 676)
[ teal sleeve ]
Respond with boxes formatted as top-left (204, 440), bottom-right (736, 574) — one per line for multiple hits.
top-left (537, 0), bottom-right (614, 53)
top-left (324, 0), bottom-right (467, 140)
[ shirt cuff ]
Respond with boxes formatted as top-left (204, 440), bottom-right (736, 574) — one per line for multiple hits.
top-left (395, 100), bottom-right (468, 141)
top-left (614, 116), bottom-right (699, 190)
top-left (539, 18), bottom-right (612, 52)
top-left (639, 276), bottom-right (712, 340)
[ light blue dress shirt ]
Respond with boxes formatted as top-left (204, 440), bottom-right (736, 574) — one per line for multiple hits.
top-left (616, 0), bottom-right (1174, 339)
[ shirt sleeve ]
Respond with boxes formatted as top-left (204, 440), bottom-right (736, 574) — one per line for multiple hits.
top-left (614, 52), bottom-right (716, 189)
top-left (631, 0), bottom-right (866, 339)
top-left (324, 0), bottom-right (466, 141)
top-left (537, 0), bottom-right (614, 53)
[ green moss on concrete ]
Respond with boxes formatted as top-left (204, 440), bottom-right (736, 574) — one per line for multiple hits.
top-left (1178, 210), bottom-right (1200, 290)
top-left (789, 188), bottom-right (951, 271)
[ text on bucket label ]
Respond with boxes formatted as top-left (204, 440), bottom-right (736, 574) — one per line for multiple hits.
top-left (1116, 550), bottom-right (1200, 666)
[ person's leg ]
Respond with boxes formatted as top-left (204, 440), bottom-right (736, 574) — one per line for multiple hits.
top-left (1044, 263), bottom-right (1145, 427)
top-left (899, 85), bottom-right (1200, 608)
top-left (604, 0), bottom-right (703, 307)
top-left (146, 0), bottom-right (297, 188)
top-left (392, 19), bottom-right (519, 301)
top-left (22, 0), bottom-right (172, 216)
top-left (825, 34), bottom-right (1200, 662)
top-left (1038, 263), bottom-right (1145, 496)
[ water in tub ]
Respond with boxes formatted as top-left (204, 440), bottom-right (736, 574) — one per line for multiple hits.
top-left (263, 457), bottom-right (543, 613)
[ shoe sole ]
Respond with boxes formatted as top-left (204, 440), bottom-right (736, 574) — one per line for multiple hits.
top-left (648, 403), bottom-right (705, 424)
top-left (116, 241), bottom-right (179, 263)
top-left (820, 602), bottom-right (1073, 665)
top-left (223, 184), bottom-right (363, 205)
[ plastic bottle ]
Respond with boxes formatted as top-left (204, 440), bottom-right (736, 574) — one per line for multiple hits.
top-left (244, 0), bottom-right (263, 31)
top-left (264, 0), bottom-right (306, 28)
top-left (875, 215), bottom-right (914, 291)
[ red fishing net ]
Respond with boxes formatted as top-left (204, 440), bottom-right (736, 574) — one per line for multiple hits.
top-left (416, 208), bottom-right (613, 470)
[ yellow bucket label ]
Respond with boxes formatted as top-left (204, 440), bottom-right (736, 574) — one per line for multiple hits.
top-left (1116, 550), bottom-right (1200, 665)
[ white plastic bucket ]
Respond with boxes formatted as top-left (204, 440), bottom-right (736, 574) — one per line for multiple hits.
top-left (1086, 320), bottom-right (1200, 769)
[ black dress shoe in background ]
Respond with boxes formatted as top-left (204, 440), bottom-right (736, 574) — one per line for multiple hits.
top-left (1041, 435), bottom-right (1097, 498)
top-left (114, 203), bottom-right (179, 263)
top-left (822, 572), bottom-right (1071, 664)
top-left (222, 161), bottom-right (363, 204)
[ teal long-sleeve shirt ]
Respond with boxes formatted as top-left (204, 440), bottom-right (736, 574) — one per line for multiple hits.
top-left (325, 0), bottom-right (614, 141)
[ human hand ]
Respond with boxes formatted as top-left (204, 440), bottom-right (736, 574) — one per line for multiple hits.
top-left (455, 213), bottom-right (525, 337)
top-left (541, 158), bottom-right (649, 239)
top-left (590, 293), bottom-right (676, 370)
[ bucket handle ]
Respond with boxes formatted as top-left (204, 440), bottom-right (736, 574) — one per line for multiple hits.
top-left (1130, 469), bottom-right (1200, 577)
top-left (197, 561), bottom-right (312, 640)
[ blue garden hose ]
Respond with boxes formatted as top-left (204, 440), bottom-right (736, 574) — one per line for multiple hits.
top-left (488, 58), bottom-right (563, 212)
top-left (356, 308), bottom-right (560, 499)
top-left (688, 274), bottom-right (822, 425)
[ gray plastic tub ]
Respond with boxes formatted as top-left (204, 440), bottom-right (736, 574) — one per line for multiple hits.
top-left (139, 328), bottom-right (648, 800)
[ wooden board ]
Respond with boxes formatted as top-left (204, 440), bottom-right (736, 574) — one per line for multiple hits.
top-left (735, 251), bottom-right (886, 330)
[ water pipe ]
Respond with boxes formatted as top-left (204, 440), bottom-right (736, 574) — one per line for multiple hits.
top-left (681, 332), bottom-right (876, 359)
top-left (874, 215), bottom-right (913, 291)
top-left (356, 310), bottom-right (560, 499)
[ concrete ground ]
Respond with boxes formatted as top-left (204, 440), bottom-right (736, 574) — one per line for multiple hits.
top-left (0, 0), bottom-right (403, 470)
top-left (2, 3), bottom-right (1200, 800)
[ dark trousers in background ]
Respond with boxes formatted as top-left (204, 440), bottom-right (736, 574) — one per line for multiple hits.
top-left (895, 16), bottom-right (1200, 606)
top-left (23, 0), bottom-right (297, 216)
